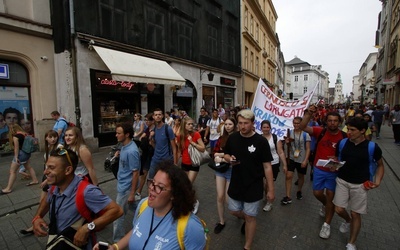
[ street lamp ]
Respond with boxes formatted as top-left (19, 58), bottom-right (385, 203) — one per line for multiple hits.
top-left (360, 83), bottom-right (366, 105)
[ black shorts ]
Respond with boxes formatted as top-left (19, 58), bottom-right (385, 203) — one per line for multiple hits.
top-left (272, 163), bottom-right (280, 181)
top-left (181, 163), bottom-right (200, 172)
top-left (287, 159), bottom-right (307, 175)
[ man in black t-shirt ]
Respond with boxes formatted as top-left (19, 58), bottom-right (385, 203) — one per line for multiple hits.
top-left (224, 109), bottom-right (274, 250)
top-left (197, 107), bottom-right (210, 145)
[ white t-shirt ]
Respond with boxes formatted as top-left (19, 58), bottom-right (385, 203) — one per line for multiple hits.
top-left (207, 118), bottom-right (222, 141)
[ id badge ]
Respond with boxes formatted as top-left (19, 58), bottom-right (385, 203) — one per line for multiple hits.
top-left (294, 149), bottom-right (300, 158)
top-left (393, 118), bottom-right (396, 122)
top-left (211, 129), bottom-right (217, 135)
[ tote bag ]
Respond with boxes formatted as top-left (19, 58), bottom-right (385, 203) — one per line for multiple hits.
top-left (188, 145), bottom-right (210, 167)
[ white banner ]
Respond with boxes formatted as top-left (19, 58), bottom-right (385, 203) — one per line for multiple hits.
top-left (251, 79), bottom-right (318, 140)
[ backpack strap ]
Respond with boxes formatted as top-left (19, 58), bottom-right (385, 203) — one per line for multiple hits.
top-left (272, 133), bottom-right (278, 151)
top-left (177, 214), bottom-right (190, 250)
top-left (338, 138), bottom-right (348, 161)
top-left (368, 141), bottom-right (377, 181)
top-left (75, 177), bottom-right (92, 222)
top-left (303, 132), bottom-right (307, 147)
top-left (138, 199), bottom-right (149, 218)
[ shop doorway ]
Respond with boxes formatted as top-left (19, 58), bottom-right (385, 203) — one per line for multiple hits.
top-left (173, 80), bottom-right (197, 118)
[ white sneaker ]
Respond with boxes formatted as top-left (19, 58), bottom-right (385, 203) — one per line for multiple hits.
top-left (193, 200), bottom-right (200, 214)
top-left (339, 221), bottom-right (350, 233)
top-left (319, 205), bottom-right (326, 217)
top-left (135, 192), bottom-right (142, 201)
top-left (319, 222), bottom-right (330, 239)
top-left (263, 202), bottom-right (272, 212)
top-left (346, 243), bottom-right (357, 250)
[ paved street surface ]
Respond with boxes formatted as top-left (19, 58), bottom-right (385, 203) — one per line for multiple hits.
top-left (0, 125), bottom-right (399, 249)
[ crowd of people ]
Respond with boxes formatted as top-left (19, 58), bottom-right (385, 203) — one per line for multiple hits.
top-left (0, 101), bottom-right (396, 249)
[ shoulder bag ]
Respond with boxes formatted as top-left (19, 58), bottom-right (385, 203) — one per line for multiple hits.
top-left (188, 144), bottom-right (210, 167)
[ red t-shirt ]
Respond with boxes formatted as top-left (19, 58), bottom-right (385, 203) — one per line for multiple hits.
top-left (312, 126), bottom-right (346, 172)
top-left (178, 131), bottom-right (201, 165)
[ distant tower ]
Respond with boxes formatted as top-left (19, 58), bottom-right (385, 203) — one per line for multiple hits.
top-left (334, 73), bottom-right (343, 104)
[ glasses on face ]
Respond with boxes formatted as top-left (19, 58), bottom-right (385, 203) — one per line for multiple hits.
top-left (147, 180), bottom-right (171, 194)
top-left (58, 148), bottom-right (73, 166)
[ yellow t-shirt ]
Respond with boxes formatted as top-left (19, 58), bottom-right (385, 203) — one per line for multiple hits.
top-left (342, 126), bottom-right (371, 135)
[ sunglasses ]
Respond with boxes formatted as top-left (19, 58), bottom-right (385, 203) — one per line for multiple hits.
top-left (58, 148), bottom-right (73, 166)
top-left (147, 180), bottom-right (171, 194)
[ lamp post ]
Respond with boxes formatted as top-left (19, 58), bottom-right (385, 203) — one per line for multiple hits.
top-left (360, 83), bottom-right (366, 105)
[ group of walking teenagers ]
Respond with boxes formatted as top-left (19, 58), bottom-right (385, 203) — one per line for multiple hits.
top-left (0, 104), bottom-right (386, 250)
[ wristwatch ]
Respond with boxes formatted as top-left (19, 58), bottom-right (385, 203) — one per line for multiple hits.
top-left (87, 222), bottom-right (96, 231)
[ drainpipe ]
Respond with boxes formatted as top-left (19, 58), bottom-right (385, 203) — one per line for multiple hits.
top-left (69, 0), bottom-right (81, 127)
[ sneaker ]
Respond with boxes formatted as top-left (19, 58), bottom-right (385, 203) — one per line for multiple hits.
top-left (214, 223), bottom-right (225, 234)
top-left (193, 200), bottom-right (200, 214)
top-left (346, 243), bottom-right (357, 250)
top-left (296, 191), bottom-right (303, 200)
top-left (135, 192), bottom-right (142, 201)
top-left (319, 205), bottom-right (326, 217)
top-left (280, 196), bottom-right (292, 205)
top-left (263, 202), bottom-right (272, 212)
top-left (241, 222), bottom-right (246, 235)
top-left (339, 221), bottom-right (350, 233)
top-left (319, 222), bottom-right (331, 239)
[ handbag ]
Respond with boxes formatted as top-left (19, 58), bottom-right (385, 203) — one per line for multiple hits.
top-left (207, 159), bottom-right (230, 173)
top-left (188, 144), bottom-right (210, 167)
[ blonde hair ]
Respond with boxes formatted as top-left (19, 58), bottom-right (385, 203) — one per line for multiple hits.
top-left (8, 124), bottom-right (26, 149)
top-left (237, 109), bottom-right (255, 122)
top-left (65, 127), bottom-right (87, 153)
top-left (178, 116), bottom-right (193, 151)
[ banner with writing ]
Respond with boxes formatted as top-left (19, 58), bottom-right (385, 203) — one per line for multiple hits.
top-left (251, 79), bottom-right (318, 140)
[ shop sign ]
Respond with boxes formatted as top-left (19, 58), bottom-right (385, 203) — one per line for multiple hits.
top-left (176, 86), bottom-right (193, 97)
top-left (0, 64), bottom-right (10, 79)
top-left (100, 79), bottom-right (135, 90)
top-left (220, 77), bottom-right (235, 86)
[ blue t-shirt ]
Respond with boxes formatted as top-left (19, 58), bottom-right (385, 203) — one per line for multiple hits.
top-left (150, 124), bottom-right (175, 167)
top-left (53, 118), bottom-right (68, 144)
top-left (128, 199), bottom-right (206, 250)
top-left (117, 141), bottom-right (140, 193)
top-left (47, 176), bottom-right (112, 250)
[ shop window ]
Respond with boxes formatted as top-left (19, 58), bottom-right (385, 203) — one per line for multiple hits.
top-left (216, 87), bottom-right (235, 111)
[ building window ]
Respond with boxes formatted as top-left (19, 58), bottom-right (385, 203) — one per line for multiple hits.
top-left (226, 33), bottom-right (236, 64)
top-left (250, 52), bottom-right (254, 73)
top-left (244, 7), bottom-right (248, 30)
top-left (145, 7), bottom-right (165, 51)
top-left (294, 75), bottom-right (298, 82)
top-left (178, 21), bottom-right (192, 59)
top-left (250, 15), bottom-right (254, 35)
top-left (263, 62), bottom-right (266, 78)
top-left (255, 23), bottom-right (259, 42)
top-left (303, 86), bottom-right (308, 93)
top-left (99, 0), bottom-right (127, 41)
top-left (244, 47), bottom-right (248, 70)
top-left (207, 25), bottom-right (218, 58)
top-left (304, 75), bottom-right (308, 81)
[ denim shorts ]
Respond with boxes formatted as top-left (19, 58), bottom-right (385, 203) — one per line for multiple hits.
top-left (12, 150), bottom-right (31, 164)
top-left (228, 197), bottom-right (261, 217)
top-left (215, 167), bottom-right (232, 180)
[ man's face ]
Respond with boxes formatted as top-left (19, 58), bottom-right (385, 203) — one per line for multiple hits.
top-left (44, 156), bottom-right (71, 186)
top-left (238, 116), bottom-right (253, 136)
top-left (326, 115), bottom-right (340, 131)
top-left (115, 127), bottom-right (129, 143)
top-left (347, 125), bottom-right (365, 141)
top-left (200, 109), bottom-right (206, 116)
top-left (153, 111), bottom-right (163, 122)
top-left (5, 113), bottom-right (18, 126)
top-left (293, 119), bottom-right (301, 130)
top-left (51, 114), bottom-right (59, 120)
top-left (212, 110), bottom-right (218, 118)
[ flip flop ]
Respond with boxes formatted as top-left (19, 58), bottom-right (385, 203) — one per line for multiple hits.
top-left (0, 190), bottom-right (12, 195)
top-left (19, 229), bottom-right (34, 235)
top-left (26, 182), bottom-right (39, 186)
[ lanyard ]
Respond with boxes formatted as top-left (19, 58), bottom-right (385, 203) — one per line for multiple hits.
top-left (142, 208), bottom-right (172, 250)
top-left (293, 131), bottom-right (301, 149)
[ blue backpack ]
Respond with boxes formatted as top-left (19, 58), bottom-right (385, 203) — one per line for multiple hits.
top-left (338, 138), bottom-right (377, 181)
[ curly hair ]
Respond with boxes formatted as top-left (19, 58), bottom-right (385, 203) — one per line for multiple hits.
top-left (154, 160), bottom-right (196, 220)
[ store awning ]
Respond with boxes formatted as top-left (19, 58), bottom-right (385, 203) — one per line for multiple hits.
top-left (93, 46), bottom-right (185, 86)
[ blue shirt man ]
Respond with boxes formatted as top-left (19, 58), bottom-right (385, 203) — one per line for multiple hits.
top-left (51, 111), bottom-right (68, 144)
top-left (113, 123), bottom-right (141, 242)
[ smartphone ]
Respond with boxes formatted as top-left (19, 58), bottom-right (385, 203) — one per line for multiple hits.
top-left (99, 241), bottom-right (109, 250)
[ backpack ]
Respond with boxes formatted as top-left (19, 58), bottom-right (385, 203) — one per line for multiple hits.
top-left (290, 130), bottom-right (308, 147)
top-left (16, 132), bottom-right (39, 153)
top-left (338, 138), bottom-right (377, 181)
top-left (60, 119), bottom-right (76, 128)
top-left (137, 199), bottom-right (210, 250)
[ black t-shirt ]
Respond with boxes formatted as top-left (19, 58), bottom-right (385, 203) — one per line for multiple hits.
top-left (197, 115), bottom-right (210, 129)
top-left (225, 132), bottom-right (273, 202)
top-left (336, 139), bottom-right (382, 184)
top-left (14, 133), bottom-right (25, 150)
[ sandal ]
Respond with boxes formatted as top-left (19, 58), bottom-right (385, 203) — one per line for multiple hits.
top-left (26, 182), bottom-right (39, 186)
top-left (0, 190), bottom-right (12, 195)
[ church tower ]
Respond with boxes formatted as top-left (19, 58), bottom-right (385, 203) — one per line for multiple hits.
top-left (333, 73), bottom-right (343, 104)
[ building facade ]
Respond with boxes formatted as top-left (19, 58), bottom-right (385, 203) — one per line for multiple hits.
top-left (357, 52), bottom-right (378, 105)
top-left (333, 73), bottom-right (344, 104)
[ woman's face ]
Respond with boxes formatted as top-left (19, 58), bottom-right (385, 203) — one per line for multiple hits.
top-left (224, 119), bottom-right (235, 133)
top-left (134, 114), bottom-right (140, 121)
top-left (185, 119), bottom-right (194, 132)
top-left (46, 135), bottom-right (58, 145)
top-left (64, 130), bottom-right (76, 145)
top-left (261, 123), bottom-right (271, 135)
top-left (147, 171), bottom-right (173, 211)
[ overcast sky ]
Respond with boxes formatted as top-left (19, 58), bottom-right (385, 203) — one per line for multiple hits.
top-left (272, 0), bottom-right (382, 95)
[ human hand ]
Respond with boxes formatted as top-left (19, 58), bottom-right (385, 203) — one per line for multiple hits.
top-left (33, 218), bottom-right (48, 237)
top-left (73, 225), bottom-right (90, 247)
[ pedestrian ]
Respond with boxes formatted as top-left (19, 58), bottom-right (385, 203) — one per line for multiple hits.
top-left (363, 113), bottom-right (376, 141)
top-left (132, 113), bottom-right (145, 141)
top-left (260, 120), bottom-right (287, 212)
top-left (113, 122), bottom-right (141, 242)
top-left (50, 111), bottom-right (68, 145)
top-left (177, 116), bottom-right (206, 214)
top-left (205, 108), bottom-right (223, 155)
top-left (93, 161), bottom-right (206, 250)
top-left (19, 130), bottom-right (59, 235)
top-left (218, 103), bottom-right (226, 118)
top-left (1, 124), bottom-right (39, 195)
top-left (371, 105), bottom-right (386, 139)
top-left (164, 111), bottom-right (174, 126)
top-left (388, 104), bottom-right (400, 145)
top-left (147, 108), bottom-right (178, 180)
top-left (223, 109), bottom-right (275, 250)
top-left (64, 127), bottom-right (99, 185)
top-left (281, 117), bottom-right (311, 204)
top-left (333, 117), bottom-right (384, 250)
top-left (299, 106), bottom-right (347, 239)
top-left (197, 107), bottom-right (210, 145)
top-left (212, 116), bottom-right (238, 233)
top-left (31, 147), bottom-right (123, 250)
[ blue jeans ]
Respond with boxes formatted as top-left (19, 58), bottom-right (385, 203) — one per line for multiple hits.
top-left (113, 189), bottom-right (137, 242)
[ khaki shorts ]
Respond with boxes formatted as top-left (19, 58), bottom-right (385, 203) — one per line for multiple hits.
top-left (333, 177), bottom-right (368, 214)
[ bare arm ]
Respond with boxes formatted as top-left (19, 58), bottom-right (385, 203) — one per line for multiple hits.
top-left (263, 162), bottom-right (275, 202)
top-left (189, 135), bottom-right (206, 152)
top-left (128, 170), bottom-right (140, 203)
top-left (79, 146), bottom-right (99, 185)
top-left (277, 140), bottom-right (287, 171)
top-left (299, 106), bottom-right (316, 136)
top-left (302, 141), bottom-right (311, 168)
top-left (170, 139), bottom-right (178, 165)
top-left (32, 196), bottom-right (50, 237)
top-left (372, 158), bottom-right (384, 188)
top-left (13, 137), bottom-right (19, 162)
